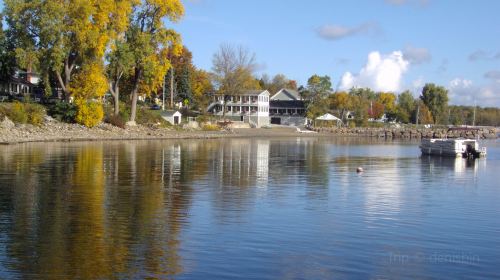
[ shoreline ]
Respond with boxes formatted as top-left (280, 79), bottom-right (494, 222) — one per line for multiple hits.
top-left (0, 121), bottom-right (325, 145)
top-left (1, 120), bottom-right (497, 145)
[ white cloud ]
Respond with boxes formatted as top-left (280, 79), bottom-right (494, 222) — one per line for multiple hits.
top-left (448, 78), bottom-right (500, 107)
top-left (339, 51), bottom-right (409, 92)
top-left (403, 45), bottom-right (431, 64)
top-left (316, 22), bottom-right (379, 41)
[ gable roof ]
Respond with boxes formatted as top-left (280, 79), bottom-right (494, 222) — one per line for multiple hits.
top-left (316, 113), bottom-right (341, 121)
top-left (271, 88), bottom-right (302, 101)
top-left (161, 110), bottom-right (182, 117)
top-left (243, 89), bottom-right (270, 96)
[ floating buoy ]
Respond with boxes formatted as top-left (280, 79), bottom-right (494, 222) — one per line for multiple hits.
top-left (356, 167), bottom-right (364, 173)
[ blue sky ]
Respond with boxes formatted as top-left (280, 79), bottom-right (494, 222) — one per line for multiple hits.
top-left (2, 0), bottom-right (499, 106)
top-left (176, 0), bottom-right (500, 106)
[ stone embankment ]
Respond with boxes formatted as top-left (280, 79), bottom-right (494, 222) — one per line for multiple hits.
top-left (312, 127), bottom-right (498, 139)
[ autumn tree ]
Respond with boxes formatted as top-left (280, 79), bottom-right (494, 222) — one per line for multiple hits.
top-left (376, 92), bottom-right (396, 112)
top-left (269, 74), bottom-right (289, 94)
top-left (4, 0), bottom-right (130, 101)
top-left (421, 83), bottom-right (449, 124)
top-left (329, 91), bottom-right (352, 120)
top-left (211, 44), bottom-right (260, 116)
top-left (413, 100), bottom-right (434, 125)
top-left (286, 80), bottom-right (298, 90)
top-left (191, 69), bottom-right (214, 110)
top-left (125, 0), bottom-right (184, 123)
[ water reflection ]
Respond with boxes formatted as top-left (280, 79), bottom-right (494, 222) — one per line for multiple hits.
top-left (0, 142), bottom-right (192, 279)
top-left (0, 139), bottom-right (498, 279)
top-left (420, 156), bottom-right (481, 175)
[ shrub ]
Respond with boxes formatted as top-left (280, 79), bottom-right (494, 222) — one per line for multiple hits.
top-left (8, 102), bottom-right (29, 124)
top-left (201, 123), bottom-right (220, 131)
top-left (48, 101), bottom-right (77, 123)
top-left (25, 103), bottom-right (46, 126)
top-left (75, 101), bottom-right (104, 128)
top-left (105, 114), bottom-right (126, 128)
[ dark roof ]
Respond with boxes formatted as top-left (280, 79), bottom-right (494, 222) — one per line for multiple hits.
top-left (1, 76), bottom-right (35, 86)
top-left (271, 89), bottom-right (302, 101)
top-left (269, 100), bottom-right (305, 109)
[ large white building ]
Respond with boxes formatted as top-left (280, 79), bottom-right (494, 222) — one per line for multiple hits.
top-left (207, 90), bottom-right (270, 127)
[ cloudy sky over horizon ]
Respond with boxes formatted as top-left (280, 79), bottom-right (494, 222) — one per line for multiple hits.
top-left (177, 0), bottom-right (500, 107)
top-left (1, 0), bottom-right (499, 106)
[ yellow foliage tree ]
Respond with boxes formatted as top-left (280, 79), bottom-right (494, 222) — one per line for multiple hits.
top-left (191, 69), bottom-right (214, 108)
top-left (75, 100), bottom-right (104, 128)
top-left (5, 0), bottom-right (134, 100)
top-left (71, 62), bottom-right (108, 100)
top-left (376, 92), bottom-right (397, 112)
top-left (126, 0), bottom-right (184, 123)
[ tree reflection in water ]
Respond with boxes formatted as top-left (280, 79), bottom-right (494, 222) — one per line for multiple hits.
top-left (0, 138), bottom-right (331, 279)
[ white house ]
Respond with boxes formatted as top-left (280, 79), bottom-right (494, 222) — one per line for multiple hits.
top-left (161, 110), bottom-right (182, 125)
top-left (207, 90), bottom-right (270, 127)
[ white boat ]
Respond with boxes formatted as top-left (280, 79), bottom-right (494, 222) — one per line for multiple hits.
top-left (420, 139), bottom-right (487, 158)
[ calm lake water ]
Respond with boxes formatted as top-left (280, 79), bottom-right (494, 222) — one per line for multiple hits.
top-left (0, 137), bottom-right (499, 279)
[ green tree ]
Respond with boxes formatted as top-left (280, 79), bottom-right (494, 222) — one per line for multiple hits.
top-left (396, 90), bottom-right (415, 123)
top-left (166, 46), bottom-right (195, 106)
top-left (107, 41), bottom-right (135, 116)
top-left (421, 83), bottom-right (449, 124)
top-left (0, 21), bottom-right (16, 81)
top-left (305, 74), bottom-right (332, 101)
top-left (349, 87), bottom-right (376, 101)
top-left (302, 74), bottom-right (332, 119)
top-left (351, 95), bottom-right (369, 126)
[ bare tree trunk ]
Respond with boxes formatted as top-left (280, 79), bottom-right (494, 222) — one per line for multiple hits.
top-left (129, 68), bottom-right (142, 123)
top-left (114, 86), bottom-right (120, 116)
top-left (55, 57), bottom-right (75, 102)
top-left (109, 82), bottom-right (120, 116)
top-left (109, 72), bottom-right (122, 116)
top-left (170, 68), bottom-right (174, 108)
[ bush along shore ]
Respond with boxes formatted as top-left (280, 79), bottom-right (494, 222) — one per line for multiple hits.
top-left (312, 127), bottom-right (498, 139)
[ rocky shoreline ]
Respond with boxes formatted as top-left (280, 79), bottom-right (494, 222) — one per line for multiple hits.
top-left (0, 117), bottom-right (234, 144)
top-left (1, 116), bottom-right (497, 145)
top-left (312, 126), bottom-right (498, 139)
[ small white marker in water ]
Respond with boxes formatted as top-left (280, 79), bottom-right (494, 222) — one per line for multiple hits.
top-left (356, 167), bottom-right (364, 173)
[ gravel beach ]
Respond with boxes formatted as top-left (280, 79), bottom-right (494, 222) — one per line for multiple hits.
top-left (0, 117), bottom-right (314, 145)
